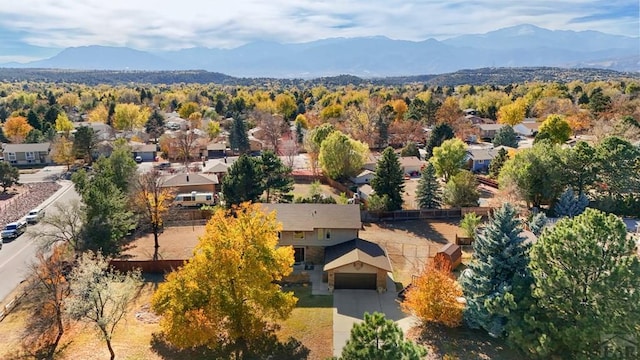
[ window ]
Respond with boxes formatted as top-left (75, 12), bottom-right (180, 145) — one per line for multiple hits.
top-left (7, 152), bottom-right (16, 161)
top-left (293, 247), bottom-right (305, 263)
top-left (293, 231), bottom-right (304, 240)
top-left (25, 152), bottom-right (35, 160)
top-left (318, 229), bottom-right (331, 240)
top-left (325, 229), bottom-right (331, 239)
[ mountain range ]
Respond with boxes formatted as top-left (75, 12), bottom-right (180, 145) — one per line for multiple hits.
top-left (1, 24), bottom-right (638, 78)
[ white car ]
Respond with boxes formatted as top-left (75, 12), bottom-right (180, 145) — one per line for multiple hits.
top-left (25, 208), bottom-right (45, 224)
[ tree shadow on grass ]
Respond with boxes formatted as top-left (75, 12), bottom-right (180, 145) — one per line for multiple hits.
top-left (150, 331), bottom-right (310, 360)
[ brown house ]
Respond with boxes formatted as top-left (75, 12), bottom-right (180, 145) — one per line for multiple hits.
top-left (161, 173), bottom-right (219, 194)
top-left (262, 203), bottom-right (392, 292)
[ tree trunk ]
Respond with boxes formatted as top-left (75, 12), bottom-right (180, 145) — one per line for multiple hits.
top-left (153, 226), bottom-right (160, 260)
top-left (106, 338), bottom-right (116, 360)
top-left (49, 311), bottom-right (65, 358)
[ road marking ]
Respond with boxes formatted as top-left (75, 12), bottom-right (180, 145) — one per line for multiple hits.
top-left (0, 236), bottom-right (37, 269)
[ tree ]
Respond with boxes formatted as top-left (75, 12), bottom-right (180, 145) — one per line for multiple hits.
top-left (399, 141), bottom-right (419, 158)
top-left (133, 170), bottom-right (174, 257)
top-left (73, 125), bottom-right (98, 164)
top-left (275, 93), bottom-right (297, 121)
top-left (32, 200), bottom-right (86, 254)
top-left (535, 114), bottom-right (571, 144)
top-left (416, 163), bottom-right (441, 209)
top-left (113, 103), bottom-right (149, 131)
top-left (175, 130), bottom-right (201, 165)
top-left (206, 120), bottom-right (221, 140)
top-left (25, 129), bottom-right (45, 143)
top-left (460, 212), bottom-right (482, 238)
top-left (436, 96), bottom-right (463, 126)
top-left (492, 126), bottom-right (518, 148)
top-left (513, 209), bottom-right (640, 358)
top-left (430, 138), bottom-right (467, 182)
top-left (54, 113), bottom-right (74, 135)
top-left (561, 141), bottom-right (597, 194)
top-left (371, 147), bottom-right (405, 211)
top-left (460, 203), bottom-right (529, 337)
top-left (401, 259), bottom-right (464, 328)
top-left (425, 123), bottom-right (454, 158)
top-left (340, 312), bottom-right (427, 360)
top-left (554, 187), bottom-right (589, 217)
top-left (88, 103), bottom-right (109, 123)
top-left (442, 170), bottom-right (479, 208)
top-left (145, 109), bottom-right (165, 143)
top-left (595, 136), bottom-right (640, 196)
top-left (497, 98), bottom-right (527, 126)
top-left (21, 248), bottom-right (71, 359)
top-left (27, 109), bottom-right (42, 130)
top-left (499, 141), bottom-right (564, 208)
top-left (0, 161), bottom-right (19, 192)
top-left (178, 101), bottom-right (200, 119)
top-left (66, 252), bottom-right (141, 360)
top-left (222, 154), bottom-right (264, 207)
top-left (100, 139), bottom-right (138, 193)
top-left (4, 115), bottom-right (33, 143)
top-left (488, 147), bottom-right (508, 179)
top-left (51, 137), bottom-right (75, 171)
top-left (230, 117), bottom-right (250, 154)
top-left (254, 110), bottom-right (287, 153)
top-left (528, 212), bottom-right (547, 236)
top-left (319, 131), bottom-right (368, 180)
top-left (309, 123), bottom-right (336, 149)
top-left (588, 87), bottom-right (611, 116)
top-left (152, 203), bottom-right (297, 357)
top-left (259, 151), bottom-right (294, 203)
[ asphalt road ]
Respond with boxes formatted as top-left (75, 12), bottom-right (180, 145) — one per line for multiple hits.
top-left (0, 182), bottom-right (79, 303)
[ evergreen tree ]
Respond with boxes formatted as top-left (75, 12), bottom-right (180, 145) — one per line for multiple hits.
top-left (229, 117), bottom-right (250, 154)
top-left (258, 150), bottom-right (294, 203)
top-left (460, 203), bottom-right (529, 337)
top-left (0, 162), bottom-right (19, 192)
top-left (222, 154), bottom-right (263, 207)
top-left (340, 312), bottom-right (426, 360)
top-left (145, 109), bottom-right (165, 143)
top-left (488, 148), bottom-right (508, 178)
top-left (416, 163), bottom-right (441, 209)
top-left (73, 126), bottom-right (98, 164)
top-left (400, 141), bottom-right (419, 158)
top-left (0, 125), bottom-right (7, 143)
top-left (528, 212), bottom-right (547, 236)
top-left (25, 129), bottom-right (45, 143)
top-left (509, 209), bottom-right (640, 358)
top-left (554, 187), bottom-right (589, 217)
top-left (27, 109), bottom-right (42, 131)
top-left (371, 147), bottom-right (405, 211)
top-left (295, 121), bottom-right (304, 144)
top-left (425, 123), bottom-right (454, 158)
top-left (492, 126), bottom-right (518, 148)
top-left (44, 106), bottom-right (59, 126)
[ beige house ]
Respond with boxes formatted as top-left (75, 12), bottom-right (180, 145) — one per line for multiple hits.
top-left (2, 142), bottom-right (51, 166)
top-left (262, 203), bottom-right (392, 291)
top-left (161, 173), bottom-right (219, 194)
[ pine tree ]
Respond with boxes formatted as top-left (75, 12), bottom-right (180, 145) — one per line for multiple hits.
top-left (425, 123), bottom-right (454, 158)
top-left (230, 117), bottom-right (250, 154)
top-left (528, 212), bottom-right (547, 236)
top-left (416, 162), bottom-right (441, 209)
top-left (259, 150), bottom-right (294, 203)
top-left (340, 312), bottom-right (426, 360)
top-left (489, 148), bottom-right (508, 178)
top-left (27, 109), bottom-right (42, 131)
top-left (222, 154), bottom-right (263, 207)
top-left (554, 187), bottom-right (589, 217)
top-left (371, 147), bottom-right (405, 211)
top-left (460, 203), bottom-right (529, 337)
top-left (492, 126), bottom-right (518, 148)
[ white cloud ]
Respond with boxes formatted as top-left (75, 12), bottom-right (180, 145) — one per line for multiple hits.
top-left (0, 0), bottom-right (636, 50)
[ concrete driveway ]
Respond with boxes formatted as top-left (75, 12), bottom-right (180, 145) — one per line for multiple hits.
top-left (332, 275), bottom-right (418, 358)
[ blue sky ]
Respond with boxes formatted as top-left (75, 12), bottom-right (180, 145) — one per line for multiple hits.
top-left (0, 0), bottom-right (637, 61)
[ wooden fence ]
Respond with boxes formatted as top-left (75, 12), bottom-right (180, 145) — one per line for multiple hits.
top-left (109, 260), bottom-right (186, 273)
top-left (362, 207), bottom-right (494, 222)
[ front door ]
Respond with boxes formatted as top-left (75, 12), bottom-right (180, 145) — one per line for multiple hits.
top-left (293, 247), bottom-right (305, 264)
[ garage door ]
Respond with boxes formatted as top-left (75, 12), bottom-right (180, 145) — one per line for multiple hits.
top-left (334, 273), bottom-right (377, 290)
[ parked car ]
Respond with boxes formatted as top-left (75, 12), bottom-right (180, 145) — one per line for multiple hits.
top-left (154, 161), bottom-right (171, 170)
top-left (26, 208), bottom-right (45, 224)
top-left (135, 156), bottom-right (143, 163)
top-left (1, 221), bottom-right (27, 241)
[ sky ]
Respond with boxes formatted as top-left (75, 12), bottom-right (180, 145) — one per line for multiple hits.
top-left (0, 0), bottom-right (637, 57)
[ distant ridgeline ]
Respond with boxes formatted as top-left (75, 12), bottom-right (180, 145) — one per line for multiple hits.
top-left (0, 67), bottom-right (637, 86)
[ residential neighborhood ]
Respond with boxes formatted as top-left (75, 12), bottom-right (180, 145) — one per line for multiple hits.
top-left (0, 75), bottom-right (638, 360)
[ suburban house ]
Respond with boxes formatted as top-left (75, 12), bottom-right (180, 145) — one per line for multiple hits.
top-left (399, 156), bottom-right (426, 176)
top-left (514, 119), bottom-right (540, 137)
top-left (475, 124), bottom-right (506, 140)
top-left (203, 161), bottom-right (230, 179)
top-left (130, 142), bottom-right (157, 162)
top-left (73, 122), bottom-right (114, 142)
top-left (160, 173), bottom-right (219, 193)
top-left (350, 169), bottom-right (375, 185)
top-left (206, 142), bottom-right (227, 158)
top-left (363, 153), bottom-right (380, 171)
top-left (357, 184), bottom-right (375, 201)
top-left (262, 203), bottom-right (392, 291)
top-left (466, 148), bottom-right (497, 173)
top-left (2, 142), bottom-right (51, 166)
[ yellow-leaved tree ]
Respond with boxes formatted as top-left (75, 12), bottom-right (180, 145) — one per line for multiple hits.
top-left (132, 170), bottom-right (173, 259)
top-left (113, 103), bottom-right (149, 131)
top-left (401, 258), bottom-right (464, 328)
top-left (51, 137), bottom-right (75, 170)
top-left (55, 113), bottom-right (74, 135)
top-left (152, 203), bottom-right (297, 357)
top-left (4, 116), bottom-right (33, 143)
top-left (88, 103), bottom-right (109, 123)
top-left (497, 98), bottom-right (527, 126)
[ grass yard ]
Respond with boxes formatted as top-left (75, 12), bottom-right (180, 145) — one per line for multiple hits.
top-left (278, 286), bottom-right (333, 360)
top-left (0, 281), bottom-right (333, 360)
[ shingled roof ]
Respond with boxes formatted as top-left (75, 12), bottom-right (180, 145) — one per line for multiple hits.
top-left (161, 173), bottom-right (219, 187)
top-left (261, 203), bottom-right (361, 232)
top-left (324, 238), bottom-right (392, 272)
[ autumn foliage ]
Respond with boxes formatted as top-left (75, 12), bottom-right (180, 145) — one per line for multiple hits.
top-left (4, 115), bottom-right (33, 143)
top-left (401, 257), bottom-right (464, 328)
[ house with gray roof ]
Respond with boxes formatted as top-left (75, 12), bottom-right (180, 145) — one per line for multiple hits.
top-left (2, 142), bottom-right (51, 166)
top-left (262, 203), bottom-right (392, 291)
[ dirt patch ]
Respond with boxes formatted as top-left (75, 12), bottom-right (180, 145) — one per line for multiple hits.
top-left (292, 182), bottom-right (345, 201)
top-left (361, 220), bottom-right (462, 286)
top-left (121, 226), bottom-right (206, 260)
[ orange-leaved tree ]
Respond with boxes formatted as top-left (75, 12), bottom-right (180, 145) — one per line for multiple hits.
top-left (4, 115), bottom-right (33, 143)
top-left (152, 203), bottom-right (297, 358)
top-left (401, 257), bottom-right (464, 328)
